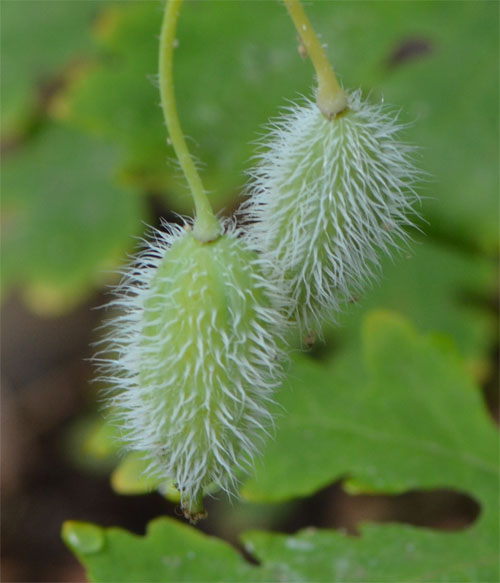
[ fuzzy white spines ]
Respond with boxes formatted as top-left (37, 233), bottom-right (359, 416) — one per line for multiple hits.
top-left (100, 223), bottom-right (287, 521)
top-left (244, 90), bottom-right (420, 333)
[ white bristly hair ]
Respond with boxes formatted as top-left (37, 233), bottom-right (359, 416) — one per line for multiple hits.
top-left (95, 221), bottom-right (288, 518)
top-left (243, 90), bottom-right (421, 334)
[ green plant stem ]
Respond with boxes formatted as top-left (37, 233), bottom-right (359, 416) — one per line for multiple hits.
top-left (159, 0), bottom-right (221, 242)
top-left (182, 491), bottom-right (208, 525)
top-left (284, 0), bottom-right (348, 119)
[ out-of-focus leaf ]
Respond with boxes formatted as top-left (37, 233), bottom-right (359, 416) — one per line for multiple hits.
top-left (376, 2), bottom-right (499, 253)
top-left (1, 122), bottom-right (145, 313)
top-left (110, 452), bottom-right (161, 496)
top-left (243, 520), bottom-right (498, 583)
top-left (64, 512), bottom-right (499, 583)
top-left (63, 517), bottom-right (260, 583)
top-left (0, 1), bottom-right (101, 135)
top-left (64, 415), bottom-right (121, 475)
top-left (332, 239), bottom-right (497, 381)
top-left (243, 311), bottom-right (498, 507)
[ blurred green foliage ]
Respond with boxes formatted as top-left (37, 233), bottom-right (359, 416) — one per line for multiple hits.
top-left (1, 1), bottom-right (99, 136)
top-left (2, 123), bottom-right (145, 312)
top-left (1, 1), bottom-right (498, 581)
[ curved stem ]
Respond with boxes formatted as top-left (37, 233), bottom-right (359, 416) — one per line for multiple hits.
top-left (284, 0), bottom-right (348, 119)
top-left (159, 0), bottom-right (221, 242)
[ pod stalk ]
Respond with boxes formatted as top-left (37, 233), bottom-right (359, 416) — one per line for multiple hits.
top-left (159, 0), bottom-right (221, 242)
top-left (284, 0), bottom-right (348, 119)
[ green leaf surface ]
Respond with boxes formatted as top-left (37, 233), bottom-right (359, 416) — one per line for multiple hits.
top-left (1, 122), bottom-right (145, 312)
top-left (332, 239), bottom-right (497, 381)
top-left (243, 311), bottom-right (498, 508)
top-left (376, 2), bottom-right (499, 254)
top-left (60, 4), bottom-right (170, 192)
top-left (64, 312), bottom-right (499, 582)
top-left (63, 513), bottom-right (499, 583)
top-left (63, 517), bottom-right (260, 583)
top-left (243, 521), bottom-right (498, 583)
top-left (0, 1), bottom-right (101, 135)
top-left (110, 452), bottom-right (162, 496)
top-left (63, 414), bottom-right (122, 475)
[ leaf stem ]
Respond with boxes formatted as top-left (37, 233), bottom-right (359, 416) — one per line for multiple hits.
top-left (284, 0), bottom-right (348, 119)
top-left (159, 0), bottom-right (221, 242)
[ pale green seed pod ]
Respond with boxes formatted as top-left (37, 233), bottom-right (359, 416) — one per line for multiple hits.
top-left (99, 223), bottom-right (286, 521)
top-left (244, 90), bottom-right (421, 334)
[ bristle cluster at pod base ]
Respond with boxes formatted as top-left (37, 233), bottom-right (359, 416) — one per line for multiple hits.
top-left (244, 90), bottom-right (421, 334)
top-left (98, 224), bottom-right (287, 519)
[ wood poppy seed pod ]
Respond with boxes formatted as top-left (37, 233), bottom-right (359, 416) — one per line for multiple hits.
top-left (244, 90), bottom-right (421, 334)
top-left (99, 223), bottom-right (287, 522)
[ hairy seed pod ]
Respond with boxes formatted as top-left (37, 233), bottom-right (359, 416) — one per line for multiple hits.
top-left (99, 223), bottom-right (287, 521)
top-left (244, 90), bottom-right (421, 334)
